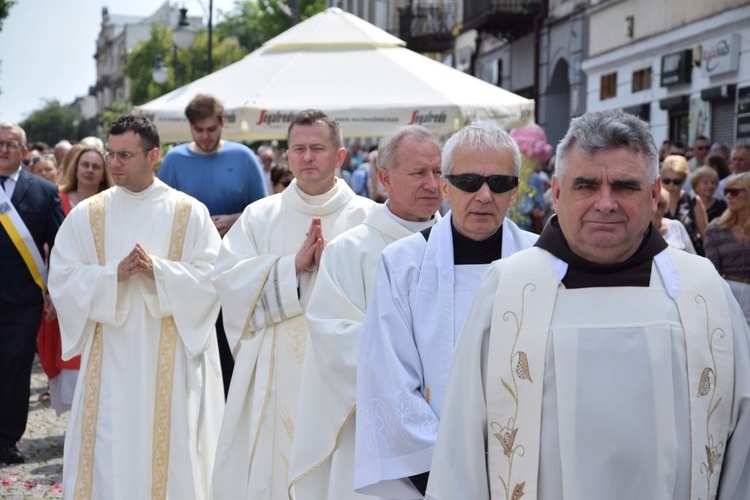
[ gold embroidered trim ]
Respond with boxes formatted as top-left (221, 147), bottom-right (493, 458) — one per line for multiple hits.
top-left (491, 282), bottom-right (536, 500)
top-left (151, 196), bottom-right (192, 500)
top-left (286, 406), bottom-right (356, 500)
top-left (694, 293), bottom-right (727, 499)
top-left (232, 257), bottom-right (281, 358)
top-left (74, 193), bottom-right (107, 499)
top-left (248, 325), bottom-right (278, 473)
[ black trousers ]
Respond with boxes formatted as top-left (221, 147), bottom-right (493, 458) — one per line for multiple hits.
top-left (0, 302), bottom-right (43, 446)
top-left (216, 309), bottom-right (234, 400)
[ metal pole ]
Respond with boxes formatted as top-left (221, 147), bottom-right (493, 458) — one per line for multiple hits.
top-left (174, 44), bottom-right (178, 88)
top-left (207, 0), bottom-right (213, 74)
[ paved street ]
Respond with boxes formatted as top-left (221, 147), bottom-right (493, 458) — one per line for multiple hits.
top-left (0, 359), bottom-right (66, 499)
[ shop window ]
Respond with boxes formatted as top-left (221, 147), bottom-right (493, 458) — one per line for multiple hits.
top-left (632, 67), bottom-right (652, 93)
top-left (600, 72), bottom-right (617, 100)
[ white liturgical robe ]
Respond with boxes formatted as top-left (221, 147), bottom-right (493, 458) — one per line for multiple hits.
top-left (48, 180), bottom-right (224, 499)
top-left (354, 215), bottom-right (537, 498)
top-left (289, 204), bottom-right (438, 499)
top-left (426, 247), bottom-right (750, 500)
top-left (211, 179), bottom-right (374, 499)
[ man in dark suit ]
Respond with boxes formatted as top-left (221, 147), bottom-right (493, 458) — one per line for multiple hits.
top-left (0, 122), bottom-right (64, 464)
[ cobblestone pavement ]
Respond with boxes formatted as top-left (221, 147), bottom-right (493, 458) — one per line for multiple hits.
top-left (1, 358), bottom-right (67, 499)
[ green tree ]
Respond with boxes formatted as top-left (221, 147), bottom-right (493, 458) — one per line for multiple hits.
top-left (99, 101), bottom-right (132, 139)
top-left (20, 100), bottom-right (83, 146)
top-left (123, 23), bottom-right (247, 106)
top-left (215, 0), bottom-right (326, 53)
top-left (0, 0), bottom-right (16, 95)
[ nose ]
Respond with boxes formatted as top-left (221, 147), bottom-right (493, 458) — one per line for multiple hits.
top-left (424, 172), bottom-right (439, 191)
top-left (474, 181), bottom-right (493, 202)
top-left (592, 187), bottom-right (618, 212)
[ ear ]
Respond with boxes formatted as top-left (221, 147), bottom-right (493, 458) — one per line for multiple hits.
top-left (440, 175), bottom-right (451, 206)
top-left (378, 167), bottom-right (391, 189)
top-left (219, 116), bottom-right (226, 128)
top-left (335, 146), bottom-right (347, 170)
top-left (551, 175), bottom-right (561, 210)
top-left (651, 177), bottom-right (662, 213)
top-left (148, 147), bottom-right (161, 167)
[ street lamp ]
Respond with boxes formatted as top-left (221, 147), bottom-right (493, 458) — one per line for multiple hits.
top-left (173, 7), bottom-right (196, 50)
top-left (152, 53), bottom-right (168, 84)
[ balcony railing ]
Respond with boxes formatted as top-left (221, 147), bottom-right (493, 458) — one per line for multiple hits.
top-left (399, 2), bottom-right (456, 54)
top-left (462, 0), bottom-right (541, 40)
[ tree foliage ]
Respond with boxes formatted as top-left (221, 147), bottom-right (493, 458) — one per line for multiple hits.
top-left (0, 0), bottom-right (16, 95)
top-left (215, 0), bottom-right (326, 52)
top-left (20, 100), bottom-right (83, 146)
top-left (123, 23), bottom-right (246, 106)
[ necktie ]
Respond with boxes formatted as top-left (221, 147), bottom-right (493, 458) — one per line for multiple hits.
top-left (0, 175), bottom-right (7, 192)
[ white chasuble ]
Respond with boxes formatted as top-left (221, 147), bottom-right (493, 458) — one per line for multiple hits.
top-left (355, 215), bottom-right (537, 499)
top-left (49, 180), bottom-right (224, 499)
top-left (211, 179), bottom-right (374, 499)
top-left (288, 205), bottom-right (437, 500)
top-left (426, 247), bottom-right (750, 500)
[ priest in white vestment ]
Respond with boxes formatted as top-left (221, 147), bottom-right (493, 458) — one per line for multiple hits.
top-left (289, 125), bottom-right (444, 499)
top-left (211, 110), bottom-right (375, 499)
top-left (354, 123), bottom-right (538, 499)
top-left (49, 116), bottom-right (224, 500)
top-left (426, 110), bottom-right (750, 500)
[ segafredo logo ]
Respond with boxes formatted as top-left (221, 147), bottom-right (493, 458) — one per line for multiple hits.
top-left (256, 110), bottom-right (296, 126)
top-left (409, 110), bottom-right (447, 125)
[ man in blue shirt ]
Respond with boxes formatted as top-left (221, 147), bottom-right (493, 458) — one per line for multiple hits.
top-left (158, 94), bottom-right (268, 397)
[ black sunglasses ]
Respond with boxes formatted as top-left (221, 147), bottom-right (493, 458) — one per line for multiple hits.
top-left (445, 174), bottom-right (518, 194)
top-left (725, 188), bottom-right (746, 197)
top-left (661, 177), bottom-right (684, 186)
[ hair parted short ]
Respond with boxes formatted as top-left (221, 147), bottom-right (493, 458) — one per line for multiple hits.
top-left (185, 94), bottom-right (225, 123)
top-left (287, 109), bottom-right (342, 150)
top-left (109, 115), bottom-right (160, 151)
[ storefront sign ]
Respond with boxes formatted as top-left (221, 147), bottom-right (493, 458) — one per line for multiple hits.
top-left (701, 33), bottom-right (740, 77)
top-left (738, 86), bottom-right (750, 115)
top-left (737, 115), bottom-right (750, 140)
top-left (661, 49), bottom-right (692, 87)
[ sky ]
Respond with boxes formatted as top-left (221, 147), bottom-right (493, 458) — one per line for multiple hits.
top-left (0, 0), bottom-right (237, 124)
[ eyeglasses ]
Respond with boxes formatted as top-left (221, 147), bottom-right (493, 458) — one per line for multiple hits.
top-left (0, 140), bottom-right (23, 151)
top-left (103, 149), bottom-right (149, 164)
top-left (444, 173), bottom-right (518, 194)
top-left (661, 177), bottom-right (685, 186)
top-left (725, 188), bottom-right (746, 197)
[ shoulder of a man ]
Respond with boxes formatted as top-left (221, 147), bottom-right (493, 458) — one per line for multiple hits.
top-left (380, 230), bottom-right (427, 269)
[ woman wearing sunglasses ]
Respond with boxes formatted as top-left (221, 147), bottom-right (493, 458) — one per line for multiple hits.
top-left (704, 172), bottom-right (750, 325)
top-left (660, 155), bottom-right (708, 255)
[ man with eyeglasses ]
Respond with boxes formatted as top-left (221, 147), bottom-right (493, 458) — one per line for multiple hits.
top-left (48, 115), bottom-right (224, 498)
top-left (158, 93), bottom-right (268, 398)
top-left (0, 122), bottom-right (64, 465)
top-left (353, 123), bottom-right (537, 498)
top-left (211, 110), bottom-right (374, 499)
top-left (427, 110), bottom-right (750, 500)
top-left (289, 125), bottom-right (443, 499)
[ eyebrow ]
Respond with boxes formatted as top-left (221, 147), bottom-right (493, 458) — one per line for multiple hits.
top-left (571, 176), bottom-right (642, 189)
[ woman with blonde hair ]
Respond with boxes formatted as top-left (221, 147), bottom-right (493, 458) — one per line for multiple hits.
top-left (661, 154), bottom-right (708, 255)
top-left (37, 145), bottom-right (114, 415)
top-left (705, 172), bottom-right (750, 324)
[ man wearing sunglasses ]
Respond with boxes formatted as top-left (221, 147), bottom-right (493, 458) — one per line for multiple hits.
top-left (49, 115), bottom-right (224, 498)
top-left (289, 125), bottom-right (443, 499)
top-left (428, 110), bottom-right (750, 500)
top-left (354, 123), bottom-right (537, 498)
top-left (0, 123), bottom-right (64, 465)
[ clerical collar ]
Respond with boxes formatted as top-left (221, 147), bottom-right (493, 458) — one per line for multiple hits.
top-left (452, 222), bottom-right (503, 265)
top-left (384, 202), bottom-right (436, 233)
top-left (535, 215), bottom-right (667, 288)
top-left (120, 181), bottom-right (157, 197)
top-left (294, 180), bottom-right (337, 206)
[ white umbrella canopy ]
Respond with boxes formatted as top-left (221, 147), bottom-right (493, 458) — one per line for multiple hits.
top-left (135, 7), bottom-right (535, 143)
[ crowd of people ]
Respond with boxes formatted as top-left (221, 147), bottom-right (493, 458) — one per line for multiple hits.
top-left (1, 100), bottom-right (750, 499)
